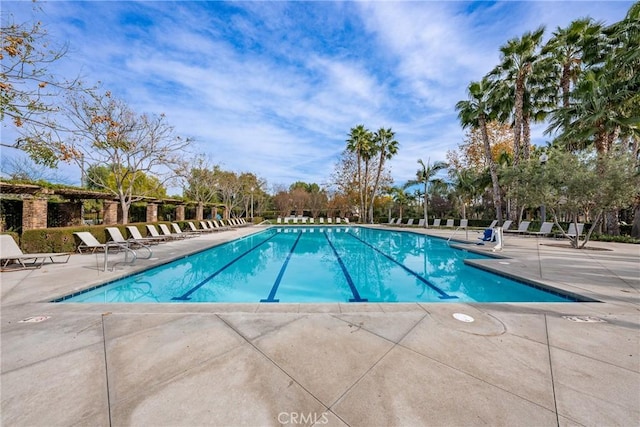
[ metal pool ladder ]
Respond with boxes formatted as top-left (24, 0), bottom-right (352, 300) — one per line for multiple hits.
top-left (447, 219), bottom-right (469, 245)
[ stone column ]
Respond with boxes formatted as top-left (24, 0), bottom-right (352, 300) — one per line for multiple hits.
top-left (103, 201), bottom-right (119, 225)
top-left (22, 197), bottom-right (48, 230)
top-left (146, 203), bottom-right (158, 223)
top-left (196, 202), bottom-right (204, 221)
top-left (175, 205), bottom-right (185, 221)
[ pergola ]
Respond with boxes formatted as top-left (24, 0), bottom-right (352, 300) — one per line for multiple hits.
top-left (0, 181), bottom-right (225, 232)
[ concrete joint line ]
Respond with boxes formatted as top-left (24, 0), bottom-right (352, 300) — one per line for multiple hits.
top-left (329, 313), bottom-right (430, 409)
top-left (214, 314), bottom-right (339, 420)
top-left (398, 337), bottom-right (556, 413)
top-left (544, 315), bottom-right (560, 426)
top-left (101, 314), bottom-right (113, 427)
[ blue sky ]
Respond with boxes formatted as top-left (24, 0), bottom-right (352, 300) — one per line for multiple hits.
top-left (1, 1), bottom-right (633, 193)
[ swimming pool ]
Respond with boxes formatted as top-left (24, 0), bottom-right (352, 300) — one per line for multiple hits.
top-left (57, 226), bottom-right (578, 303)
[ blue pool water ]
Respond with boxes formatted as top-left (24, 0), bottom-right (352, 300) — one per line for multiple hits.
top-left (57, 226), bottom-right (577, 303)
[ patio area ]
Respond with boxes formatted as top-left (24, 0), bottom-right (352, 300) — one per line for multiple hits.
top-left (1, 225), bottom-right (638, 426)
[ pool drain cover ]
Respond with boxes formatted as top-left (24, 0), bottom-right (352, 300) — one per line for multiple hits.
top-left (453, 313), bottom-right (475, 323)
top-left (19, 316), bottom-right (51, 323)
top-left (562, 315), bottom-right (606, 323)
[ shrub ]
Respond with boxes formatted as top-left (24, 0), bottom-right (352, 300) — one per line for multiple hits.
top-left (590, 234), bottom-right (640, 244)
top-left (19, 222), bottom-right (161, 253)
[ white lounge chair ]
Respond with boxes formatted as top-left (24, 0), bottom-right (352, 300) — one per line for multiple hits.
top-left (106, 227), bottom-right (152, 258)
top-left (344, 218), bottom-right (349, 224)
top-left (445, 219), bottom-right (454, 227)
top-left (501, 220), bottom-right (513, 231)
top-left (212, 220), bottom-right (231, 230)
top-left (388, 218), bottom-right (396, 225)
top-left (504, 221), bottom-right (531, 234)
top-left (147, 224), bottom-right (173, 240)
top-left (319, 218), bottom-right (325, 224)
top-left (418, 219), bottom-right (425, 226)
top-left (171, 223), bottom-right (199, 238)
top-left (432, 219), bottom-right (441, 227)
top-left (309, 218), bottom-right (315, 224)
top-left (327, 218), bottom-right (332, 224)
top-left (1, 234), bottom-right (70, 269)
top-left (527, 221), bottom-right (554, 237)
top-left (74, 231), bottom-right (127, 253)
top-left (199, 221), bottom-right (217, 232)
top-left (336, 218), bottom-right (341, 224)
top-left (488, 220), bottom-right (498, 229)
top-left (566, 222), bottom-right (585, 238)
top-left (158, 223), bottom-right (186, 239)
top-left (406, 219), bottom-right (414, 226)
top-left (459, 219), bottom-right (468, 229)
top-left (127, 226), bottom-right (165, 244)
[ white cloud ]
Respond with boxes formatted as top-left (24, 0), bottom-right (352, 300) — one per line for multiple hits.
top-left (1, 0), bottom-right (635, 193)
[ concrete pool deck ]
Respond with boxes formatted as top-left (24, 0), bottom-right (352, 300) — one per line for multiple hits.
top-left (1, 224), bottom-right (638, 426)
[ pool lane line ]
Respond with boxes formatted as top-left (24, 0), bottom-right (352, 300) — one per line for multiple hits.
top-left (346, 232), bottom-right (458, 300)
top-left (260, 231), bottom-right (303, 302)
top-left (323, 232), bottom-right (367, 302)
top-left (172, 232), bottom-right (279, 301)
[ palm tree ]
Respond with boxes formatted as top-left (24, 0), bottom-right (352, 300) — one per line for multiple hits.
top-left (491, 27), bottom-right (545, 164)
top-left (451, 168), bottom-right (482, 220)
top-left (456, 78), bottom-right (504, 223)
top-left (391, 186), bottom-right (410, 222)
top-left (542, 18), bottom-right (603, 108)
top-left (369, 127), bottom-right (399, 223)
top-left (346, 125), bottom-right (373, 223)
top-left (405, 158), bottom-right (448, 228)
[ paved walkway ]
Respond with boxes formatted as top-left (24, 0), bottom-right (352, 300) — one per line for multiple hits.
top-left (1, 225), bottom-right (638, 426)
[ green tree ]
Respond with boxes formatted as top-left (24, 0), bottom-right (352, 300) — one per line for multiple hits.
top-left (182, 155), bottom-right (219, 207)
top-left (369, 127), bottom-right (399, 223)
top-left (503, 149), bottom-right (639, 248)
top-left (456, 78), bottom-right (504, 223)
top-left (346, 125), bottom-right (373, 222)
top-left (86, 164), bottom-right (167, 199)
top-left (211, 167), bottom-right (243, 219)
top-left (542, 18), bottom-right (603, 109)
top-left (391, 186), bottom-right (410, 222)
top-left (491, 27), bottom-right (545, 164)
top-left (406, 159), bottom-right (448, 228)
top-left (450, 168), bottom-right (484, 220)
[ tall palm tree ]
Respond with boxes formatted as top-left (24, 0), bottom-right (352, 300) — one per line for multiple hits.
top-left (491, 27), bottom-right (545, 164)
top-left (542, 18), bottom-right (603, 108)
top-left (405, 158), bottom-right (448, 228)
top-left (456, 78), bottom-right (504, 223)
top-left (346, 125), bottom-right (373, 223)
top-left (369, 127), bottom-right (399, 223)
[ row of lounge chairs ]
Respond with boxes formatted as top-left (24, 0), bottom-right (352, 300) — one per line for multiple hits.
top-left (388, 218), bottom-right (468, 228)
top-left (75, 219), bottom-right (250, 254)
top-left (388, 217), bottom-right (585, 239)
top-left (502, 221), bottom-right (585, 238)
top-left (276, 217), bottom-right (350, 224)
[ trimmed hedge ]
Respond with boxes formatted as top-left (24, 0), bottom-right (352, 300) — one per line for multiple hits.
top-left (19, 223), bottom-right (166, 253)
